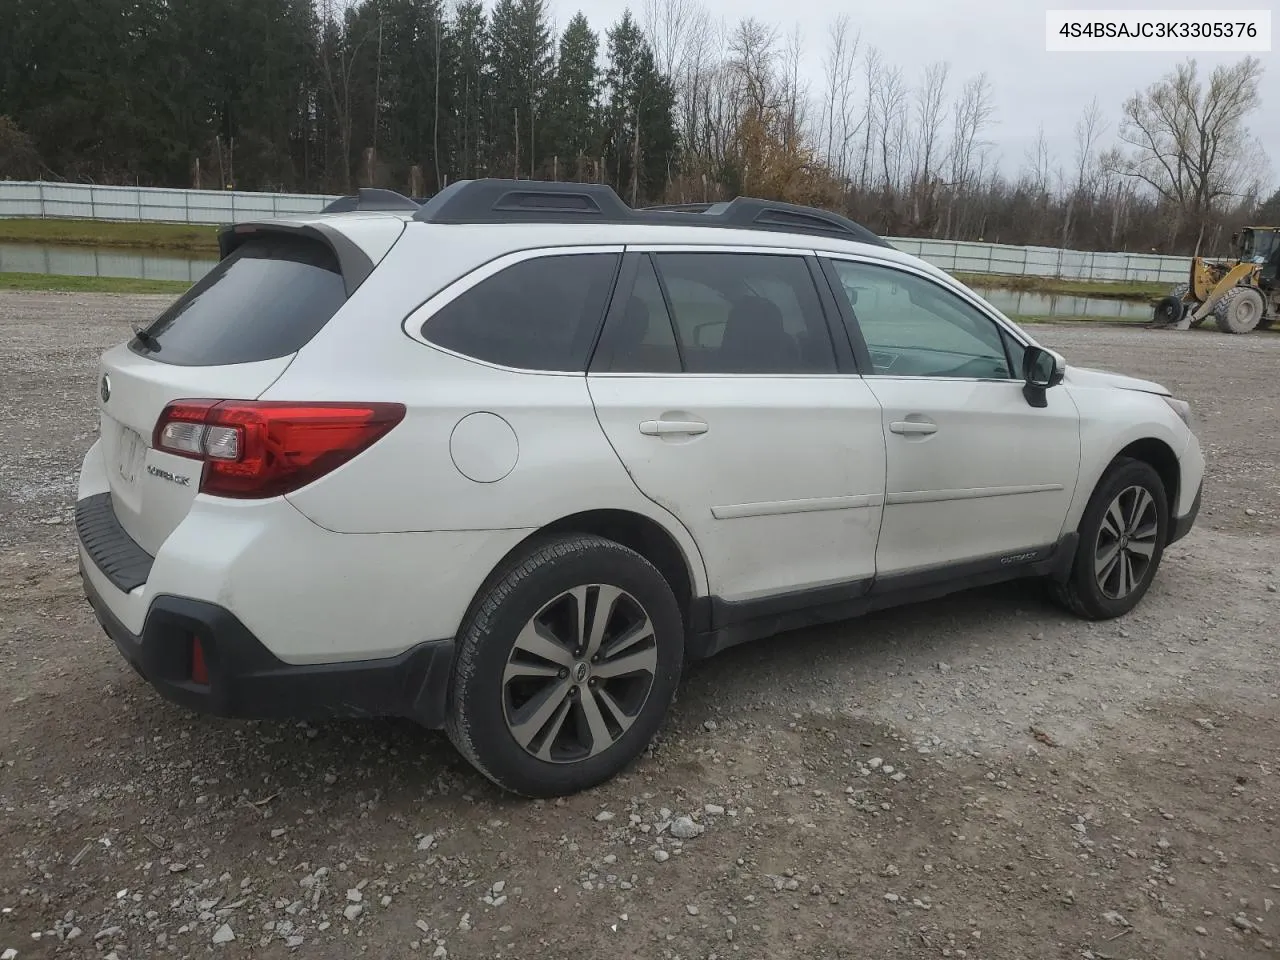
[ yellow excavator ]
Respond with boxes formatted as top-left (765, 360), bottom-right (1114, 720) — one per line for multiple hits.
top-left (1150, 226), bottom-right (1280, 333)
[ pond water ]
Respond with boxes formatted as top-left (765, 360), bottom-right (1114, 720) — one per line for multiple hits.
top-left (0, 242), bottom-right (215, 283)
top-left (971, 286), bottom-right (1152, 322)
top-left (0, 241), bottom-right (1155, 323)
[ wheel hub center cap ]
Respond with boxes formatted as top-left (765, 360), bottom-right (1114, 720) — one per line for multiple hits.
top-left (1120, 534), bottom-right (1130, 548)
top-left (572, 661), bottom-right (590, 684)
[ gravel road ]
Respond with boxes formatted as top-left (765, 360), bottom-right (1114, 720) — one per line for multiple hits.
top-left (1, 292), bottom-right (1277, 960)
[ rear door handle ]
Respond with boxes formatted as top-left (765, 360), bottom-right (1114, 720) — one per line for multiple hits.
top-left (889, 420), bottom-right (938, 436)
top-left (639, 419), bottom-right (709, 436)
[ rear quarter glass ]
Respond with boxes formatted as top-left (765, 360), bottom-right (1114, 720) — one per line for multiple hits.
top-left (130, 233), bottom-right (347, 367)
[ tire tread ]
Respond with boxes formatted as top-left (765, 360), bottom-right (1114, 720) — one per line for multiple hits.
top-left (445, 534), bottom-right (675, 797)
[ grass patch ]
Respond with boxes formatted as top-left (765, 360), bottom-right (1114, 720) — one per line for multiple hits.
top-left (0, 272), bottom-right (191, 294)
top-left (0, 218), bottom-right (219, 253)
top-left (954, 272), bottom-right (1169, 301)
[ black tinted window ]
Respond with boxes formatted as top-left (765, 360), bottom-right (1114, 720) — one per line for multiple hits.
top-left (592, 257), bottom-right (682, 373)
top-left (423, 253), bottom-right (619, 371)
top-left (133, 233), bottom-right (347, 366)
top-left (652, 254), bottom-right (836, 374)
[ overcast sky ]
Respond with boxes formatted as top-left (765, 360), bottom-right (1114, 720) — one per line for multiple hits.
top-left (553, 0), bottom-right (1277, 190)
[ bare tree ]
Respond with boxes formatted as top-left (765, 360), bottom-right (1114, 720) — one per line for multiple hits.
top-left (1055, 98), bottom-right (1108, 248)
top-left (780, 23), bottom-right (806, 144)
top-left (858, 46), bottom-right (882, 192)
top-left (646, 0), bottom-right (716, 187)
top-left (820, 14), bottom-right (862, 182)
top-left (945, 72), bottom-right (995, 237)
top-left (948, 72), bottom-right (995, 189)
top-left (1072, 97), bottom-right (1106, 193)
top-left (1116, 56), bottom-right (1264, 226)
top-left (872, 64), bottom-right (907, 192)
top-left (907, 60), bottom-right (949, 226)
top-left (642, 0), bottom-right (705, 79)
top-left (1021, 125), bottom-right (1052, 198)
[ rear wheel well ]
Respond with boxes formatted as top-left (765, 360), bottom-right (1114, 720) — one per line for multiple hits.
top-left (481, 511), bottom-right (696, 629)
top-left (1114, 438), bottom-right (1180, 522)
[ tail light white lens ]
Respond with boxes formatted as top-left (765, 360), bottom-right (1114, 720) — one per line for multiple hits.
top-left (158, 420), bottom-right (206, 456)
top-left (152, 400), bottom-right (406, 498)
top-left (202, 425), bottom-right (240, 460)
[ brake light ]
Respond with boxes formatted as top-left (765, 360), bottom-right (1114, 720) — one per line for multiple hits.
top-left (153, 400), bottom-right (406, 498)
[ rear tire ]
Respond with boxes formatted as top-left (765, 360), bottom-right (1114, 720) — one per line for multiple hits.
top-left (446, 534), bottom-right (684, 798)
top-left (1050, 458), bottom-right (1169, 620)
top-left (1213, 286), bottom-right (1265, 334)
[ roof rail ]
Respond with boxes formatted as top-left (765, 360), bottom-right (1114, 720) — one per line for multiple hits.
top-left (409, 178), bottom-right (889, 247)
top-left (415, 179), bottom-right (633, 222)
top-left (321, 187), bottom-right (421, 214)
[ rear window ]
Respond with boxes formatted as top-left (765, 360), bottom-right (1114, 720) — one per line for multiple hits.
top-left (421, 253), bottom-right (620, 371)
top-left (131, 233), bottom-right (347, 366)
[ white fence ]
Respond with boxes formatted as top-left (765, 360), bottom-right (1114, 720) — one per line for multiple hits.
top-left (887, 237), bottom-right (1190, 285)
top-left (0, 180), bottom-right (337, 225)
top-left (0, 179), bottom-right (1190, 285)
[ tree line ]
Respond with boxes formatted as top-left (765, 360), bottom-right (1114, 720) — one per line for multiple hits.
top-left (0, 0), bottom-right (1275, 255)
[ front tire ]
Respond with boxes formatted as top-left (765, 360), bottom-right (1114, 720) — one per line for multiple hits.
top-left (1213, 286), bottom-right (1265, 334)
top-left (1051, 458), bottom-right (1169, 620)
top-left (1151, 283), bottom-right (1189, 327)
top-left (446, 534), bottom-right (684, 798)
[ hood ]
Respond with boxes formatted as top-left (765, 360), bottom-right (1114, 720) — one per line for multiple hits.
top-left (1064, 364), bottom-right (1170, 396)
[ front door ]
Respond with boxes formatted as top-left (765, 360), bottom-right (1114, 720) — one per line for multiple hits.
top-left (823, 256), bottom-right (1081, 577)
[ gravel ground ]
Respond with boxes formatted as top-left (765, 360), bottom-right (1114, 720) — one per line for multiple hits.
top-left (1, 291), bottom-right (1277, 960)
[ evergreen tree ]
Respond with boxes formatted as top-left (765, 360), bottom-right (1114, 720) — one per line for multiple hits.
top-left (604, 10), bottom-right (678, 204)
top-left (547, 13), bottom-right (600, 179)
top-left (449, 0), bottom-right (488, 179)
top-left (488, 0), bottom-right (552, 178)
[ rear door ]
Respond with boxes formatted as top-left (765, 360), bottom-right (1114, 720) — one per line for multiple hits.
top-left (97, 231), bottom-right (354, 555)
top-left (588, 248), bottom-right (887, 609)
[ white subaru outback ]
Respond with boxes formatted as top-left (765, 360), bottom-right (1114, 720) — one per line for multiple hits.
top-left (76, 180), bottom-right (1204, 797)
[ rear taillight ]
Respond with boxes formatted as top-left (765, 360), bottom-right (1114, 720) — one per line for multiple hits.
top-left (153, 400), bottom-right (406, 498)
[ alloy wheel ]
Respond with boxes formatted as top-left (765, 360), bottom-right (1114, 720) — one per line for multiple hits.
top-left (502, 584), bottom-right (659, 763)
top-left (1094, 484), bottom-right (1159, 600)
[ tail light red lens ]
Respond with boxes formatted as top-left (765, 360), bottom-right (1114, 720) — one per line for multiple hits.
top-left (153, 400), bottom-right (406, 498)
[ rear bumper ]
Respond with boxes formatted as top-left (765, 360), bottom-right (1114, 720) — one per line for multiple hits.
top-left (1170, 481), bottom-right (1202, 545)
top-left (81, 561), bottom-right (455, 728)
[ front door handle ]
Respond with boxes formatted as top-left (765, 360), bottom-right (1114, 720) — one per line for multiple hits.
top-left (889, 420), bottom-right (938, 436)
top-left (639, 419), bottom-right (709, 436)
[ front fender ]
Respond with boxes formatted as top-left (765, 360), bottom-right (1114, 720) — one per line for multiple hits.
top-left (1061, 386), bottom-right (1194, 534)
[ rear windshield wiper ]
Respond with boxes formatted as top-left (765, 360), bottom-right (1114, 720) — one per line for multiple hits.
top-left (131, 321), bottom-right (159, 349)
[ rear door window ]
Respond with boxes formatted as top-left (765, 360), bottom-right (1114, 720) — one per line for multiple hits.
top-left (132, 233), bottom-right (348, 366)
top-left (650, 253), bottom-right (838, 374)
top-left (422, 252), bottom-right (620, 372)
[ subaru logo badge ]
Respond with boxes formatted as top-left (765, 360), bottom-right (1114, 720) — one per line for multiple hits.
top-left (100, 374), bottom-right (111, 403)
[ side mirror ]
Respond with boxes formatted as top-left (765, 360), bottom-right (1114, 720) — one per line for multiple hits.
top-left (1022, 345), bottom-right (1065, 408)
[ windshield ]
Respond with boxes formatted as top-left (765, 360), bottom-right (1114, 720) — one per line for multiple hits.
top-left (1244, 229), bottom-right (1279, 262)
